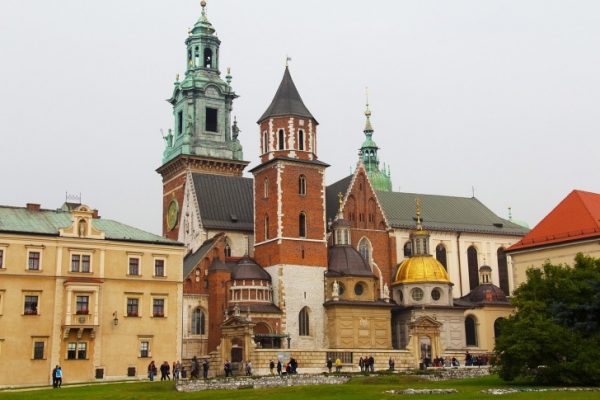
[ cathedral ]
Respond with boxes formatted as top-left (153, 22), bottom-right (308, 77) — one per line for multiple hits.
top-left (157, 3), bottom-right (528, 373)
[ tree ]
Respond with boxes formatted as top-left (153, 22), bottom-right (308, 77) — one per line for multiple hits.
top-left (495, 253), bottom-right (600, 385)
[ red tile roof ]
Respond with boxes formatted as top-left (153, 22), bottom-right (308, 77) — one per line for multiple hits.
top-left (507, 190), bottom-right (600, 252)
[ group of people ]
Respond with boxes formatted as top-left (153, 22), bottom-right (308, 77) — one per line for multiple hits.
top-left (51, 365), bottom-right (63, 388)
top-left (464, 352), bottom-right (489, 366)
top-left (147, 360), bottom-right (183, 381)
top-left (191, 356), bottom-right (210, 379)
top-left (358, 355), bottom-right (375, 372)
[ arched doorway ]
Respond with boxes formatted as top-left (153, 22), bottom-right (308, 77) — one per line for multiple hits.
top-left (420, 336), bottom-right (432, 365)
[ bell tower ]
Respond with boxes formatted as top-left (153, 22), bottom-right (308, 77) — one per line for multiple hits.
top-left (251, 66), bottom-right (328, 348)
top-left (157, 1), bottom-right (248, 238)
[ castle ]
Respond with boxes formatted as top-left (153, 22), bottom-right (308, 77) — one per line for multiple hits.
top-left (156, 2), bottom-right (528, 373)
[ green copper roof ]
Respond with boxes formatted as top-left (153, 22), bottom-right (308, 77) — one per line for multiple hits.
top-left (0, 205), bottom-right (179, 245)
top-left (359, 104), bottom-right (392, 192)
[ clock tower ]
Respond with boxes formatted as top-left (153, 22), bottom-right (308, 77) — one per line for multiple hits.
top-left (157, 1), bottom-right (248, 239)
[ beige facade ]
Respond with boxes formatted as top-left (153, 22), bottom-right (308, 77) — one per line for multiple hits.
top-left (510, 239), bottom-right (600, 288)
top-left (0, 205), bottom-right (185, 387)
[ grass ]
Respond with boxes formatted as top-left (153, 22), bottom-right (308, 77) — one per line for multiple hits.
top-left (0, 373), bottom-right (598, 400)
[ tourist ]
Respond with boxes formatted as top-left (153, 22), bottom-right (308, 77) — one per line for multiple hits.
top-left (276, 359), bottom-right (282, 376)
top-left (388, 357), bottom-right (395, 371)
top-left (202, 359), bottom-right (209, 379)
top-left (55, 366), bottom-right (62, 388)
top-left (335, 357), bottom-right (342, 373)
top-left (173, 361), bottom-right (179, 381)
top-left (326, 357), bottom-right (333, 373)
top-left (269, 359), bottom-right (275, 375)
top-left (147, 361), bottom-right (157, 381)
top-left (359, 356), bottom-right (364, 372)
top-left (191, 356), bottom-right (200, 379)
top-left (245, 360), bottom-right (252, 376)
top-left (368, 355), bottom-right (375, 372)
top-left (52, 365), bottom-right (59, 388)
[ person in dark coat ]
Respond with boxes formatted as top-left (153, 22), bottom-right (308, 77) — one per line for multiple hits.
top-left (52, 365), bottom-right (59, 388)
top-left (276, 360), bottom-right (282, 376)
top-left (191, 356), bottom-right (200, 379)
top-left (326, 358), bottom-right (333, 373)
top-left (148, 361), bottom-right (157, 381)
top-left (202, 359), bottom-right (209, 379)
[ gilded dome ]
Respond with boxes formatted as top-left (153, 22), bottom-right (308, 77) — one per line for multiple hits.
top-left (394, 255), bottom-right (450, 284)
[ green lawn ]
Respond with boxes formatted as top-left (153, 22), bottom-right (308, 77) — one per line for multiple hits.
top-left (1, 374), bottom-right (598, 400)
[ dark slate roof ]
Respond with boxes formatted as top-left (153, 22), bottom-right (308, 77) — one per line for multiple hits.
top-left (192, 173), bottom-right (253, 231)
top-left (183, 237), bottom-right (217, 278)
top-left (327, 246), bottom-right (374, 277)
top-left (230, 257), bottom-right (271, 281)
top-left (249, 156), bottom-right (329, 173)
top-left (376, 191), bottom-right (529, 236)
top-left (326, 175), bottom-right (353, 223)
top-left (257, 67), bottom-right (316, 123)
top-left (0, 205), bottom-right (179, 246)
top-left (456, 283), bottom-right (511, 307)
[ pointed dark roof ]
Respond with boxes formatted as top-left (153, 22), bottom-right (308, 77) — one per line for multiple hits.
top-left (258, 67), bottom-right (316, 123)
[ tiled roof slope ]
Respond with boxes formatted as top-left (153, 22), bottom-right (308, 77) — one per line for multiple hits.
top-left (0, 205), bottom-right (178, 245)
top-left (192, 173), bottom-right (254, 231)
top-left (183, 236), bottom-right (218, 278)
top-left (257, 66), bottom-right (316, 123)
top-left (376, 192), bottom-right (528, 236)
top-left (325, 175), bottom-right (353, 222)
top-left (508, 189), bottom-right (600, 252)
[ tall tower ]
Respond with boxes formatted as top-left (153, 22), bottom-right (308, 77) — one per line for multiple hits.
top-left (359, 94), bottom-right (392, 192)
top-left (251, 66), bottom-right (328, 348)
top-left (157, 1), bottom-right (248, 239)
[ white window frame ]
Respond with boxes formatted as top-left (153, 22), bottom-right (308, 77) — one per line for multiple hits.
top-left (153, 257), bottom-right (167, 278)
top-left (127, 256), bottom-right (141, 276)
top-left (125, 295), bottom-right (142, 318)
top-left (70, 252), bottom-right (93, 273)
top-left (0, 246), bottom-right (6, 269)
top-left (23, 291), bottom-right (41, 316)
top-left (151, 296), bottom-right (167, 318)
top-left (32, 337), bottom-right (48, 360)
top-left (138, 336), bottom-right (153, 358)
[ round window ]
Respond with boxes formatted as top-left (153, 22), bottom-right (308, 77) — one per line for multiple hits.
top-left (411, 287), bottom-right (424, 301)
top-left (354, 283), bottom-right (364, 296)
top-left (431, 288), bottom-right (441, 301)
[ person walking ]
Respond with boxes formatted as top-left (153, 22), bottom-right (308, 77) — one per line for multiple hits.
top-left (269, 359), bottom-right (275, 375)
top-left (173, 361), bottom-right (180, 381)
top-left (148, 361), bottom-right (157, 381)
top-left (202, 359), bottom-right (209, 379)
top-left (335, 357), bottom-right (342, 373)
top-left (55, 366), bottom-right (62, 388)
top-left (326, 357), bottom-right (333, 373)
top-left (245, 360), bottom-right (252, 376)
top-left (368, 355), bottom-right (375, 372)
top-left (276, 359), bottom-right (282, 376)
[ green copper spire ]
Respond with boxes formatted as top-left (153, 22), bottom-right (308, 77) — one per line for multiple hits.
top-left (359, 89), bottom-right (392, 192)
top-left (161, 1), bottom-right (244, 165)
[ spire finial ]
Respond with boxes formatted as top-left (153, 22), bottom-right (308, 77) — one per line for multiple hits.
top-left (200, 0), bottom-right (207, 15)
top-left (365, 87), bottom-right (371, 117)
top-left (415, 197), bottom-right (423, 230)
top-left (508, 206), bottom-right (512, 221)
top-left (285, 55), bottom-right (292, 67)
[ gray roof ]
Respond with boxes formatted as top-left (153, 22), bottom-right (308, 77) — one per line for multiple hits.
top-left (230, 257), bottom-right (272, 281)
top-left (326, 175), bottom-right (353, 222)
top-left (183, 237), bottom-right (217, 278)
top-left (192, 173), bottom-right (254, 231)
top-left (258, 67), bottom-right (316, 123)
top-left (376, 191), bottom-right (529, 236)
top-left (0, 205), bottom-right (179, 246)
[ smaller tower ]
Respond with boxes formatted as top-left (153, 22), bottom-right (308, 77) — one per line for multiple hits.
top-left (359, 90), bottom-right (392, 192)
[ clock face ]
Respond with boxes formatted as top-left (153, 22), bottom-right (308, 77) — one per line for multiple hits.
top-left (167, 199), bottom-right (179, 231)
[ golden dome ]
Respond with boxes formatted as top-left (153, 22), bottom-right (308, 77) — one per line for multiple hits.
top-left (394, 256), bottom-right (450, 284)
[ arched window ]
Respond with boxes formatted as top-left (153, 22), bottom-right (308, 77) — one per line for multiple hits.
top-left (299, 212), bottom-right (306, 238)
top-left (494, 317), bottom-right (505, 339)
top-left (467, 246), bottom-right (479, 290)
top-left (497, 247), bottom-right (509, 295)
top-left (403, 241), bottom-right (412, 258)
top-left (278, 129), bottom-right (285, 150)
top-left (264, 178), bottom-right (269, 199)
top-left (299, 307), bottom-right (309, 336)
top-left (224, 242), bottom-right (231, 257)
top-left (191, 308), bottom-right (205, 335)
top-left (465, 315), bottom-right (477, 346)
top-left (298, 129), bottom-right (305, 151)
top-left (264, 215), bottom-right (270, 240)
top-left (368, 198), bottom-right (376, 227)
top-left (298, 175), bottom-right (306, 195)
top-left (435, 244), bottom-right (447, 270)
top-left (194, 46), bottom-right (200, 67)
top-left (358, 237), bottom-right (371, 264)
top-left (203, 47), bottom-right (212, 68)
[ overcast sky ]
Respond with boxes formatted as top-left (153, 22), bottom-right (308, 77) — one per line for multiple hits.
top-left (1, 0), bottom-right (598, 235)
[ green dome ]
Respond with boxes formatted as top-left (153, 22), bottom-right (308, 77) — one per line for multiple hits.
top-left (368, 169), bottom-right (392, 192)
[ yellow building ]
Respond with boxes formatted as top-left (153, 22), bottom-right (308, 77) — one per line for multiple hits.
top-left (507, 189), bottom-right (600, 287)
top-left (0, 203), bottom-right (185, 387)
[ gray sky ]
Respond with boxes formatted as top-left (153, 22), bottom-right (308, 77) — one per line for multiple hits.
top-left (1, 0), bottom-right (598, 235)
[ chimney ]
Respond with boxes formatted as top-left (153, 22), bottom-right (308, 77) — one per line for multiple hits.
top-left (92, 209), bottom-right (100, 219)
top-left (26, 203), bottom-right (41, 212)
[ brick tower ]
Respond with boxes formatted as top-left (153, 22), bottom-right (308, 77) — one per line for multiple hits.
top-left (156, 2), bottom-right (248, 240)
top-left (251, 66), bottom-right (328, 349)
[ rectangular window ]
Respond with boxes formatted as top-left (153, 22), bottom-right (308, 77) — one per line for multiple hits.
top-left (33, 341), bottom-right (45, 360)
top-left (81, 255), bottom-right (90, 273)
top-left (152, 299), bottom-right (165, 317)
top-left (127, 298), bottom-right (139, 317)
top-left (128, 257), bottom-right (140, 276)
top-left (77, 342), bottom-right (87, 359)
top-left (76, 296), bottom-right (89, 315)
top-left (140, 341), bottom-right (149, 358)
top-left (205, 107), bottom-right (218, 132)
top-left (154, 259), bottom-right (165, 277)
top-left (177, 110), bottom-right (183, 135)
top-left (67, 342), bottom-right (77, 359)
top-left (0, 249), bottom-right (4, 268)
top-left (24, 295), bottom-right (39, 315)
top-left (71, 255), bottom-right (80, 272)
top-left (28, 251), bottom-right (40, 270)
